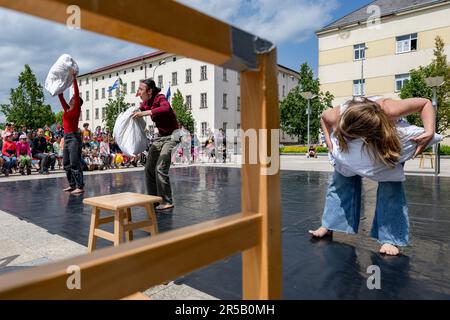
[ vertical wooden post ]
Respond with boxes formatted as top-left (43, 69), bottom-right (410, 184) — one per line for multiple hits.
top-left (241, 49), bottom-right (282, 299)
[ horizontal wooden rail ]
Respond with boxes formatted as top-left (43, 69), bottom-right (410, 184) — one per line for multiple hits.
top-left (0, 0), bottom-right (231, 67)
top-left (0, 213), bottom-right (261, 299)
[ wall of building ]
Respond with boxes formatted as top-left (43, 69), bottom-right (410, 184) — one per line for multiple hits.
top-left (318, 4), bottom-right (450, 103)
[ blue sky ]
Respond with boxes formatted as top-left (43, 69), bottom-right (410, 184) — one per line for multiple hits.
top-left (0, 0), bottom-right (373, 122)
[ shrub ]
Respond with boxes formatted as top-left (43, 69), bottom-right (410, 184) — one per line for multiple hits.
top-left (280, 146), bottom-right (328, 153)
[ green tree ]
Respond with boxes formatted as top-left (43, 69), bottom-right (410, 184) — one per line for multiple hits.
top-left (0, 64), bottom-right (55, 128)
top-left (55, 110), bottom-right (64, 125)
top-left (103, 79), bottom-right (131, 131)
top-left (280, 63), bottom-right (334, 144)
top-left (171, 89), bottom-right (195, 133)
top-left (400, 36), bottom-right (450, 133)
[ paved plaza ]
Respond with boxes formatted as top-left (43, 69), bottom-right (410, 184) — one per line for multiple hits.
top-left (0, 156), bottom-right (449, 299)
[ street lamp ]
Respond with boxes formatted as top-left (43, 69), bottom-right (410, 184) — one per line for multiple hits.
top-left (425, 76), bottom-right (445, 176)
top-left (152, 60), bottom-right (166, 81)
top-left (300, 91), bottom-right (317, 150)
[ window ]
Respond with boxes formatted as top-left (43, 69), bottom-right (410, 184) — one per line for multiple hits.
top-left (158, 75), bottom-right (163, 88)
top-left (108, 87), bottom-right (112, 98)
top-left (353, 79), bottom-right (365, 96)
top-left (123, 83), bottom-right (127, 94)
top-left (173, 57), bottom-right (177, 62)
top-left (86, 91), bottom-right (90, 101)
top-left (282, 85), bottom-right (285, 98)
top-left (124, 70), bottom-right (127, 75)
top-left (200, 93), bottom-right (207, 108)
top-left (395, 74), bottom-right (410, 91)
top-left (86, 78), bottom-right (89, 85)
top-left (237, 96), bottom-right (240, 111)
top-left (223, 68), bottom-right (227, 81)
top-left (102, 107), bottom-right (106, 119)
top-left (201, 122), bottom-right (208, 137)
top-left (101, 88), bottom-right (105, 99)
top-left (185, 69), bottom-right (192, 83)
top-left (396, 33), bottom-right (417, 54)
top-left (200, 65), bottom-right (207, 81)
top-left (237, 123), bottom-right (241, 136)
top-left (132, 68), bottom-right (134, 73)
top-left (102, 76), bottom-right (104, 80)
top-left (95, 77), bottom-right (98, 82)
top-left (149, 63), bottom-right (153, 68)
top-left (95, 108), bottom-right (99, 120)
top-left (354, 43), bottom-right (366, 60)
top-left (172, 72), bottom-right (178, 86)
top-left (116, 72), bottom-right (119, 76)
top-left (131, 81), bottom-right (136, 93)
top-left (79, 80), bottom-right (82, 86)
top-left (186, 95), bottom-right (192, 110)
top-left (109, 74), bottom-right (111, 78)
top-left (222, 93), bottom-right (227, 109)
top-left (95, 89), bottom-right (99, 100)
top-left (86, 109), bottom-right (90, 120)
top-left (140, 66), bottom-right (143, 70)
top-left (237, 74), bottom-right (240, 85)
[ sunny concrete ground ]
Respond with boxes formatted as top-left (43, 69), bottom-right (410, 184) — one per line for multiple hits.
top-left (0, 154), bottom-right (449, 299)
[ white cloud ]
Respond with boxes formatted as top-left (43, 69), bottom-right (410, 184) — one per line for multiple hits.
top-left (176, 0), bottom-right (339, 44)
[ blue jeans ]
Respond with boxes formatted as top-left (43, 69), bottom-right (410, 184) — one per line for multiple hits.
top-left (1, 155), bottom-right (17, 171)
top-left (321, 170), bottom-right (409, 246)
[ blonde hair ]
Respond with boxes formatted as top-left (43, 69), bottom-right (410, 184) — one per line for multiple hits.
top-left (335, 98), bottom-right (401, 168)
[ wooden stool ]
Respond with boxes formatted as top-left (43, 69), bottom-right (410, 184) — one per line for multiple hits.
top-left (419, 152), bottom-right (435, 169)
top-left (83, 192), bottom-right (162, 252)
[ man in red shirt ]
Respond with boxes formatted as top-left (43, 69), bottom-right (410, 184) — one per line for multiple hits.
top-left (58, 69), bottom-right (84, 194)
top-left (133, 79), bottom-right (179, 210)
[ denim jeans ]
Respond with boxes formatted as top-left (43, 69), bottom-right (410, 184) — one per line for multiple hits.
top-left (63, 132), bottom-right (84, 189)
top-left (1, 155), bottom-right (17, 171)
top-left (145, 135), bottom-right (178, 204)
top-left (34, 153), bottom-right (56, 173)
top-left (321, 170), bottom-right (409, 246)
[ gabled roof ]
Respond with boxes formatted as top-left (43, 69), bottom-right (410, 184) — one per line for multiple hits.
top-left (317, 0), bottom-right (449, 34)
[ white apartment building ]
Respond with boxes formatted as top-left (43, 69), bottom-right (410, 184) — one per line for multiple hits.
top-left (74, 51), bottom-right (299, 142)
top-left (316, 0), bottom-right (450, 107)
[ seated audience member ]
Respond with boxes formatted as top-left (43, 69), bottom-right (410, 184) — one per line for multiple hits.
top-left (16, 134), bottom-right (32, 175)
top-left (32, 128), bottom-right (56, 174)
top-left (2, 132), bottom-right (17, 176)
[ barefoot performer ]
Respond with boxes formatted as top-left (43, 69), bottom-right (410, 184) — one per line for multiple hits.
top-left (310, 97), bottom-right (435, 256)
top-left (59, 69), bottom-right (84, 194)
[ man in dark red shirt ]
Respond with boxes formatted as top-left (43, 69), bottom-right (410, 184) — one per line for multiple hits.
top-left (58, 69), bottom-right (84, 194)
top-left (133, 79), bottom-right (179, 210)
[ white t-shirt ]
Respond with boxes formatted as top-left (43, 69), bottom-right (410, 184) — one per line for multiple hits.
top-left (329, 97), bottom-right (442, 182)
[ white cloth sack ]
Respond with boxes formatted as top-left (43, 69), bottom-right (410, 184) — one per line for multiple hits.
top-left (330, 123), bottom-right (443, 181)
top-left (45, 54), bottom-right (79, 96)
top-left (113, 106), bottom-right (148, 156)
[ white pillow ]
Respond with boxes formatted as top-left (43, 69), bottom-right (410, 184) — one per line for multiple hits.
top-left (45, 54), bottom-right (79, 96)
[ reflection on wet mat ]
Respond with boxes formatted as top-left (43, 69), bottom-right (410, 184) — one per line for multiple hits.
top-left (0, 167), bottom-right (449, 299)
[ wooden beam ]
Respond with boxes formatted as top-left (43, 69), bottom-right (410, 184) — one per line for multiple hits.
top-left (0, 213), bottom-right (261, 299)
top-left (241, 50), bottom-right (282, 299)
top-left (0, 0), bottom-right (232, 66)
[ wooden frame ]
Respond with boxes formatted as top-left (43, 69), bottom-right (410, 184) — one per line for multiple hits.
top-left (0, 0), bottom-right (281, 299)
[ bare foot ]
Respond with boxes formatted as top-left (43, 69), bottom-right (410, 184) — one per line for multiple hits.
top-left (155, 203), bottom-right (174, 210)
top-left (308, 227), bottom-right (332, 238)
top-left (71, 188), bottom-right (84, 195)
top-left (379, 243), bottom-right (399, 256)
